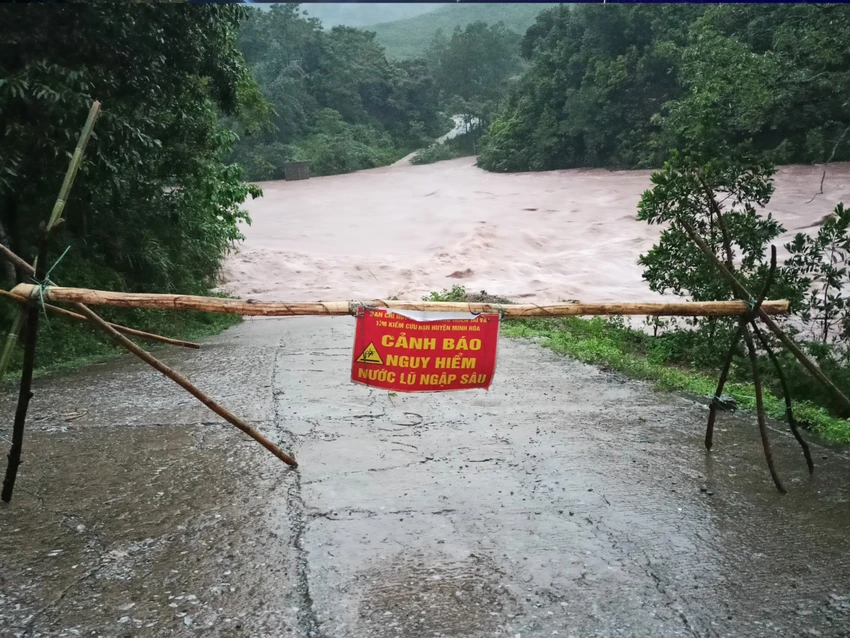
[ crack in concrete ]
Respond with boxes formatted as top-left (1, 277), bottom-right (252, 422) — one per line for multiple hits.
top-left (583, 513), bottom-right (706, 638)
top-left (301, 456), bottom-right (443, 486)
top-left (308, 507), bottom-right (459, 521)
top-left (274, 337), bottom-right (322, 638)
top-left (287, 472), bottom-right (323, 638)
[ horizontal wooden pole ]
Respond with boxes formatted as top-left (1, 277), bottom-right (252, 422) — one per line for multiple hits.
top-left (10, 284), bottom-right (789, 318)
top-left (0, 290), bottom-right (200, 349)
top-left (0, 244), bottom-right (199, 349)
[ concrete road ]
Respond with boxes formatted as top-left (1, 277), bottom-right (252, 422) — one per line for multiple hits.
top-left (1, 318), bottom-right (849, 637)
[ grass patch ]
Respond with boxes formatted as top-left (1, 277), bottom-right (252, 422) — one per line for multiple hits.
top-left (424, 285), bottom-right (850, 443)
top-left (1, 302), bottom-right (241, 385)
top-left (504, 317), bottom-right (850, 443)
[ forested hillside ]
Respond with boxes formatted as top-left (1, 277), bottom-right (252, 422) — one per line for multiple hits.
top-left (231, 4), bottom-right (529, 180)
top-left (478, 4), bottom-right (850, 172)
top-left (371, 3), bottom-right (559, 59)
top-left (229, 4), bottom-right (448, 180)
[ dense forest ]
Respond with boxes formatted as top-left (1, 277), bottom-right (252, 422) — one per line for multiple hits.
top-left (478, 4), bottom-right (850, 171)
top-left (231, 4), bottom-right (525, 180)
top-left (228, 3), bottom-right (446, 180)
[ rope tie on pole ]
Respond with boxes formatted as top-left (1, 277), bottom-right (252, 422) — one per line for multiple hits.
top-left (30, 246), bottom-right (70, 319)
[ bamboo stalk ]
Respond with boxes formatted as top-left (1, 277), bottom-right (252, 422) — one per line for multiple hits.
top-left (2, 230), bottom-right (48, 502)
top-left (0, 310), bottom-right (25, 383)
top-left (705, 246), bottom-right (778, 451)
top-left (705, 321), bottom-right (744, 451)
top-left (0, 290), bottom-right (200, 349)
top-left (682, 222), bottom-right (850, 416)
top-left (46, 102), bottom-right (100, 232)
top-left (2, 102), bottom-right (100, 503)
top-left (8, 284), bottom-right (791, 318)
top-left (73, 303), bottom-right (297, 468)
top-left (742, 322), bottom-right (786, 493)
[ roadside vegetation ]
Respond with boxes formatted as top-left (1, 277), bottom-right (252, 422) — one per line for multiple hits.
top-left (426, 285), bottom-right (850, 443)
top-left (0, 4), bottom-right (255, 377)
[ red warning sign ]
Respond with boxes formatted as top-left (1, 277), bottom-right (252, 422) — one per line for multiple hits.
top-left (351, 307), bottom-right (499, 392)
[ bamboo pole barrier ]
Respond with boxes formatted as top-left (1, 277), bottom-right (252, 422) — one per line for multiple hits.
top-left (0, 244), bottom-right (198, 349)
top-left (9, 284), bottom-right (790, 318)
top-left (0, 289), bottom-right (200, 349)
top-left (3, 102), bottom-right (100, 503)
top-left (73, 303), bottom-right (297, 468)
top-left (682, 222), bottom-right (850, 416)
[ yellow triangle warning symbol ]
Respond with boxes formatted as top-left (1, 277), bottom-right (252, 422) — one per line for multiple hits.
top-left (356, 342), bottom-right (384, 365)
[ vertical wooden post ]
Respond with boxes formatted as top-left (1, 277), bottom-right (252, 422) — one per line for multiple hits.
top-left (1, 230), bottom-right (47, 502)
top-left (1, 101), bottom-right (100, 503)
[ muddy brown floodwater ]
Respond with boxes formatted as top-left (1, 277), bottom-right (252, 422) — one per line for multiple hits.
top-left (1, 317), bottom-right (850, 637)
top-left (221, 158), bottom-right (850, 303)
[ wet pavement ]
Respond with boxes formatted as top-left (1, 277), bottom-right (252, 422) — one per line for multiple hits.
top-left (1, 317), bottom-right (849, 637)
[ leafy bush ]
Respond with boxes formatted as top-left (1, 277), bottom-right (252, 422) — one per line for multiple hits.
top-left (785, 203), bottom-right (850, 345)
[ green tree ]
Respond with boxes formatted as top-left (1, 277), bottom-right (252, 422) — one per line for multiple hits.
top-left (477, 4), bottom-right (702, 172)
top-left (0, 3), bottom-right (260, 295)
top-left (0, 3), bottom-right (261, 372)
top-left (637, 151), bottom-right (788, 305)
top-left (429, 21), bottom-right (523, 126)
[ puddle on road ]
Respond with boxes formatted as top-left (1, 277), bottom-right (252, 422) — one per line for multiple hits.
top-left (0, 423), bottom-right (297, 636)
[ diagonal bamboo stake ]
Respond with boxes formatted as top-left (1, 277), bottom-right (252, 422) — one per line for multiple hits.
top-left (742, 321), bottom-right (786, 493)
top-left (750, 321), bottom-right (814, 474)
top-left (0, 289), bottom-right (200, 349)
top-left (72, 302), bottom-right (297, 468)
top-left (0, 244), bottom-right (199, 349)
top-left (0, 243), bottom-right (33, 279)
top-left (682, 221), bottom-right (850, 416)
top-left (705, 246), bottom-right (777, 450)
top-left (2, 101), bottom-right (100, 503)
